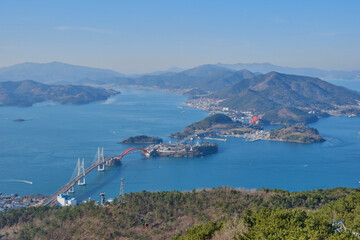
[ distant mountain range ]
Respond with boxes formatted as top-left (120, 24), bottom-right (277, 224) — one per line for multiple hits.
top-left (141, 66), bottom-right (185, 76)
top-left (0, 80), bottom-right (118, 107)
top-left (0, 61), bottom-right (359, 85)
top-left (0, 62), bottom-right (123, 84)
top-left (216, 62), bottom-right (360, 80)
top-left (0, 62), bottom-right (359, 121)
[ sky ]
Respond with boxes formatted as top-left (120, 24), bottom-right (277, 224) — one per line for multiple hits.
top-left (0, 0), bottom-right (359, 73)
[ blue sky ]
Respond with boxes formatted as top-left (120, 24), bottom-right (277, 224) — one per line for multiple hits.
top-left (0, 0), bottom-right (359, 73)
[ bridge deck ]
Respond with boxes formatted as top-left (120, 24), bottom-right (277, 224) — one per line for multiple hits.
top-left (42, 156), bottom-right (115, 206)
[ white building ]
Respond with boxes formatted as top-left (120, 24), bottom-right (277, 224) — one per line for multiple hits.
top-left (57, 194), bottom-right (77, 206)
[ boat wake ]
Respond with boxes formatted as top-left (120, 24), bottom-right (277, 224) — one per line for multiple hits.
top-left (0, 179), bottom-right (33, 184)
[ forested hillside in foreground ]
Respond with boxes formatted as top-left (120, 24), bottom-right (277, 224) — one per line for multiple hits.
top-left (1, 187), bottom-right (360, 239)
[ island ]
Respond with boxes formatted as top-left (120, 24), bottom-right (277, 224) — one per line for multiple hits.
top-left (119, 135), bottom-right (163, 144)
top-left (0, 80), bottom-right (119, 107)
top-left (13, 118), bottom-right (26, 122)
top-left (171, 113), bottom-right (325, 144)
top-left (145, 142), bottom-right (218, 158)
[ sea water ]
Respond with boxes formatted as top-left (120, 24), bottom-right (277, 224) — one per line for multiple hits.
top-left (0, 87), bottom-right (359, 202)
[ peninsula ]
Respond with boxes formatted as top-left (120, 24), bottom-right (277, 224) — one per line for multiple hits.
top-left (171, 114), bottom-right (325, 144)
top-left (177, 68), bottom-right (360, 124)
top-left (0, 80), bottom-right (119, 107)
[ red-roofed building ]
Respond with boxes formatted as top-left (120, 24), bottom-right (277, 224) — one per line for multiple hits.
top-left (250, 116), bottom-right (260, 124)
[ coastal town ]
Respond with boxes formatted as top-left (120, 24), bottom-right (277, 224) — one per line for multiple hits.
top-left (220, 128), bottom-right (269, 142)
top-left (186, 96), bottom-right (360, 119)
top-left (0, 193), bottom-right (46, 212)
top-left (169, 109), bottom-right (325, 144)
top-left (185, 97), bottom-right (254, 123)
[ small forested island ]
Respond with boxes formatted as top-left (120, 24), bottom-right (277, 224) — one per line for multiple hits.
top-left (13, 118), bottom-right (25, 122)
top-left (268, 125), bottom-right (325, 143)
top-left (119, 135), bottom-right (163, 144)
top-left (0, 80), bottom-right (119, 107)
top-left (145, 142), bottom-right (218, 158)
top-left (1, 187), bottom-right (360, 239)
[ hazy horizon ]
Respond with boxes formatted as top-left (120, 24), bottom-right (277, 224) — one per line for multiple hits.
top-left (1, 0), bottom-right (359, 73)
top-left (1, 60), bottom-right (360, 76)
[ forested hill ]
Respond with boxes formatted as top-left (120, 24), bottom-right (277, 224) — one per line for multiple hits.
top-left (170, 113), bottom-right (235, 139)
top-left (0, 80), bottom-right (119, 107)
top-left (1, 187), bottom-right (360, 239)
top-left (211, 71), bottom-right (360, 113)
top-left (133, 65), bottom-right (256, 92)
top-left (132, 67), bottom-right (360, 118)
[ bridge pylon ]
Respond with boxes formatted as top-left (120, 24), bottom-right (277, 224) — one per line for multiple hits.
top-left (77, 158), bottom-right (86, 186)
top-left (97, 147), bottom-right (105, 171)
top-left (68, 185), bottom-right (75, 194)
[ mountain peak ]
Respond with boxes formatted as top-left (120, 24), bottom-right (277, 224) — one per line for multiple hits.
top-left (181, 64), bottom-right (234, 77)
top-left (265, 71), bottom-right (283, 77)
top-left (166, 66), bottom-right (184, 72)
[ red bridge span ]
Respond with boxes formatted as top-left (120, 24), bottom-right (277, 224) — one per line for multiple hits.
top-left (118, 147), bottom-right (149, 160)
top-left (42, 147), bottom-right (149, 206)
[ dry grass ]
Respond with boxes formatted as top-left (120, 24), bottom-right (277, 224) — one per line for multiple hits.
top-left (0, 187), bottom-right (355, 239)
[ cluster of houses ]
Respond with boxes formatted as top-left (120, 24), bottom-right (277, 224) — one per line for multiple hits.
top-left (0, 193), bottom-right (45, 212)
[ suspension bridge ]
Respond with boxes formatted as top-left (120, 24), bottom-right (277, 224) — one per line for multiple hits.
top-left (41, 147), bottom-right (149, 206)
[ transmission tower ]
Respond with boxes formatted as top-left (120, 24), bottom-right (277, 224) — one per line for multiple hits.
top-left (119, 178), bottom-right (125, 203)
top-left (100, 193), bottom-right (106, 205)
